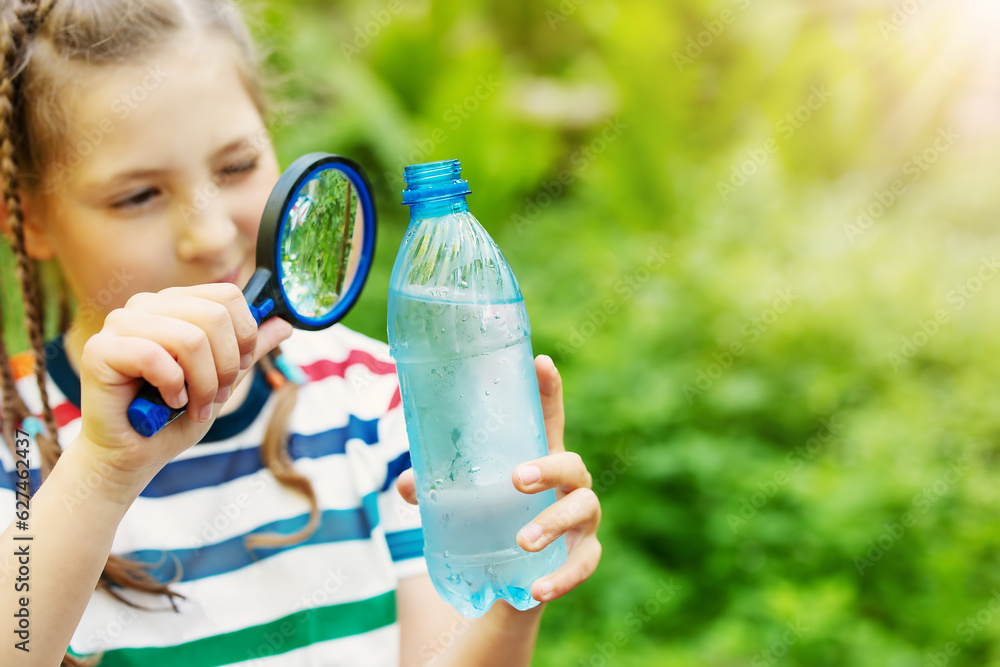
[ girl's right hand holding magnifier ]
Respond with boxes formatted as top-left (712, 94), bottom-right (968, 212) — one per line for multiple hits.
top-left (73, 282), bottom-right (292, 503)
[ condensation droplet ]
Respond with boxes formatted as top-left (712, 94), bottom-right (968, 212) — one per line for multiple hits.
top-left (428, 489), bottom-right (438, 503)
top-left (493, 377), bottom-right (500, 384)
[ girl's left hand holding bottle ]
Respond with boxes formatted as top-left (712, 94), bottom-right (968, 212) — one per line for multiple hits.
top-left (397, 354), bottom-right (603, 603)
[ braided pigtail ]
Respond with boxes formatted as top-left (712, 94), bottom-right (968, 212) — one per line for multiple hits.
top-left (1, 0), bottom-right (59, 476)
top-left (0, 271), bottom-right (30, 449)
top-left (244, 351), bottom-right (321, 551)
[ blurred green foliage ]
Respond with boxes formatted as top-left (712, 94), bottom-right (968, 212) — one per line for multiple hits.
top-left (4, 0), bottom-right (1000, 664)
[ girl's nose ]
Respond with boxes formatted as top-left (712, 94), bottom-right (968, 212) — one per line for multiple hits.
top-left (175, 196), bottom-right (238, 261)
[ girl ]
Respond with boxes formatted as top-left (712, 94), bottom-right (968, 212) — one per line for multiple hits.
top-left (0, 0), bottom-right (602, 665)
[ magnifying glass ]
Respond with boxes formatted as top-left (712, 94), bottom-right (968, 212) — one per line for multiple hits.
top-left (127, 153), bottom-right (377, 437)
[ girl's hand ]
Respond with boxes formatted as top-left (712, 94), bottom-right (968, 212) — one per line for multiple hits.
top-left (396, 354), bottom-right (602, 604)
top-left (509, 354), bottom-right (602, 602)
top-left (76, 283), bottom-right (292, 496)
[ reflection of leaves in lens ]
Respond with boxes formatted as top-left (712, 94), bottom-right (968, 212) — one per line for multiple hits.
top-left (282, 169), bottom-right (357, 317)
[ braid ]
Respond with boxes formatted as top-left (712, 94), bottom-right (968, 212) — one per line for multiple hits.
top-left (56, 266), bottom-right (71, 334)
top-left (244, 353), bottom-right (321, 551)
top-left (0, 2), bottom-right (34, 450)
top-left (0, 270), bottom-right (29, 449)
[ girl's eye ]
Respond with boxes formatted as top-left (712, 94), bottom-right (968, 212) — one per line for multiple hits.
top-left (111, 188), bottom-right (160, 210)
top-left (219, 158), bottom-right (258, 181)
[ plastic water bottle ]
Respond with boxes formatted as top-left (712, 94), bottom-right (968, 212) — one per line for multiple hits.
top-left (387, 159), bottom-right (566, 617)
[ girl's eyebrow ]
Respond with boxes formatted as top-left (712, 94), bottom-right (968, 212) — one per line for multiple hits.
top-left (81, 168), bottom-right (170, 199)
top-left (214, 135), bottom-right (264, 158)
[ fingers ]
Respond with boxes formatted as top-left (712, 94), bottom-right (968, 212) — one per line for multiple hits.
top-left (254, 318), bottom-right (293, 361)
top-left (103, 310), bottom-right (222, 422)
top-left (534, 355), bottom-right (565, 453)
top-left (160, 284), bottom-right (259, 362)
top-left (513, 451), bottom-right (592, 495)
top-left (104, 283), bottom-right (274, 424)
top-left (124, 294), bottom-right (241, 400)
top-left (83, 335), bottom-right (188, 409)
top-left (531, 535), bottom-right (602, 603)
top-left (396, 469), bottom-right (417, 505)
top-left (516, 487), bottom-right (601, 553)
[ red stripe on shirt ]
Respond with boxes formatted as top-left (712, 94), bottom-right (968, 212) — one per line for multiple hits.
top-left (300, 349), bottom-right (396, 382)
top-left (54, 402), bottom-right (82, 428)
top-left (388, 387), bottom-right (401, 411)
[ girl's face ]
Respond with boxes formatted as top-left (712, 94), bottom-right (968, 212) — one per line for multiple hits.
top-left (29, 34), bottom-right (280, 325)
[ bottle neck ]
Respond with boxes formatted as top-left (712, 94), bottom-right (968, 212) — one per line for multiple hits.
top-left (407, 195), bottom-right (469, 220)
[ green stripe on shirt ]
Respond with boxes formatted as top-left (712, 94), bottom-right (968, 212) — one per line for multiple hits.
top-left (73, 590), bottom-right (396, 667)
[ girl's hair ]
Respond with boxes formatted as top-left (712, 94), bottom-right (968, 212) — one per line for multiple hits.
top-left (0, 1), bottom-right (319, 664)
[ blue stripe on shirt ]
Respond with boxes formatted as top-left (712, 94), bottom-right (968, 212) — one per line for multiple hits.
top-left (386, 528), bottom-right (424, 562)
top-left (0, 415), bottom-right (383, 497)
top-left (380, 451), bottom-right (412, 492)
top-left (141, 415), bottom-right (380, 497)
top-left (127, 506), bottom-right (375, 583)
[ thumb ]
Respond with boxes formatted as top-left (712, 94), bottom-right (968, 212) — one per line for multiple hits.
top-left (396, 469), bottom-right (417, 505)
top-left (254, 318), bottom-right (294, 360)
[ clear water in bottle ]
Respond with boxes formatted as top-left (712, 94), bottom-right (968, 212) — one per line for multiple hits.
top-left (388, 160), bottom-right (566, 617)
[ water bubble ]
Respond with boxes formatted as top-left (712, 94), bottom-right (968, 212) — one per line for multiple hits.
top-left (428, 489), bottom-right (438, 503)
top-left (434, 478), bottom-right (444, 487)
top-left (494, 312), bottom-right (502, 319)
top-left (443, 550), bottom-right (450, 558)
top-left (458, 280), bottom-right (469, 288)
top-left (485, 390), bottom-right (490, 396)
top-left (493, 377), bottom-right (500, 384)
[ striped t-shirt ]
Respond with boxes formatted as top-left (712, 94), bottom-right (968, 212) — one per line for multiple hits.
top-left (0, 325), bottom-right (426, 666)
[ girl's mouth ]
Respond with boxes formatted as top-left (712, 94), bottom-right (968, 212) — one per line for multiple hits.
top-left (213, 265), bottom-right (244, 285)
